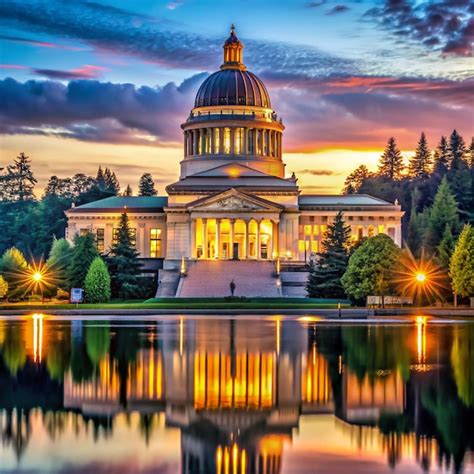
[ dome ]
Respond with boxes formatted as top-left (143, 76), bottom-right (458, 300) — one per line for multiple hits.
top-left (194, 69), bottom-right (271, 108)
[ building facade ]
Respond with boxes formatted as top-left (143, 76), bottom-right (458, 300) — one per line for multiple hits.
top-left (66, 26), bottom-right (403, 270)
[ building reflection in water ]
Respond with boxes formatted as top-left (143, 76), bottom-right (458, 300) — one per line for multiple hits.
top-left (0, 317), bottom-right (473, 473)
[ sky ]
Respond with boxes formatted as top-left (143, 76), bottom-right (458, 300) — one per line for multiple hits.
top-left (0, 0), bottom-right (473, 194)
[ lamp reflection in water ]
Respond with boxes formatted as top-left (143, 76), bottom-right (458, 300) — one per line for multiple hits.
top-left (32, 313), bottom-right (43, 363)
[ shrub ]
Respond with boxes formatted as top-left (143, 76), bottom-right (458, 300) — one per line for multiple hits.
top-left (84, 257), bottom-right (111, 303)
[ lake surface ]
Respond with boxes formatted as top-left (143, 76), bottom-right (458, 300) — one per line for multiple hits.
top-left (0, 315), bottom-right (473, 474)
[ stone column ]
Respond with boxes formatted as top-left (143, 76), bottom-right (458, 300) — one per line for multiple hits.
top-left (138, 222), bottom-right (146, 258)
top-left (229, 219), bottom-right (235, 259)
top-left (193, 130), bottom-right (199, 156)
top-left (245, 220), bottom-right (251, 259)
top-left (202, 218), bottom-right (208, 259)
top-left (215, 219), bottom-right (221, 259)
top-left (272, 220), bottom-right (279, 257)
top-left (190, 218), bottom-right (196, 259)
top-left (252, 129), bottom-right (257, 155)
top-left (210, 127), bottom-right (215, 154)
top-left (256, 219), bottom-right (261, 259)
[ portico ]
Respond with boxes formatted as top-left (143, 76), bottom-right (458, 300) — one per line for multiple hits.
top-left (191, 217), bottom-right (279, 260)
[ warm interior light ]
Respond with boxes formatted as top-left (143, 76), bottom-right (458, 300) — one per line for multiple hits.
top-left (415, 273), bottom-right (426, 283)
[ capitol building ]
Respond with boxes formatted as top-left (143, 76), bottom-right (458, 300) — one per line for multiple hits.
top-left (66, 26), bottom-right (403, 296)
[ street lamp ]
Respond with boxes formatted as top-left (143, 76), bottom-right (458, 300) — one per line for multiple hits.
top-left (415, 273), bottom-right (426, 283)
top-left (415, 272), bottom-right (427, 306)
top-left (33, 272), bottom-right (42, 283)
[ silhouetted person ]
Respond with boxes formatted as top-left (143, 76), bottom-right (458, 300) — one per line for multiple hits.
top-left (229, 279), bottom-right (236, 296)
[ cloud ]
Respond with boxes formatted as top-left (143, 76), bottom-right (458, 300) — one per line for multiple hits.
top-left (307, 1), bottom-right (326, 7)
top-left (32, 65), bottom-right (106, 80)
top-left (326, 5), bottom-right (350, 15)
top-left (297, 169), bottom-right (338, 176)
top-left (0, 0), bottom-right (358, 77)
top-left (0, 34), bottom-right (84, 50)
top-left (0, 74), bottom-right (207, 145)
top-left (365, 0), bottom-right (474, 57)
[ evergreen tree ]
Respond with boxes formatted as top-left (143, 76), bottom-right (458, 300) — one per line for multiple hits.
top-left (342, 165), bottom-right (370, 194)
top-left (307, 212), bottom-right (351, 298)
top-left (107, 213), bottom-right (142, 298)
top-left (0, 275), bottom-right (8, 299)
top-left (426, 177), bottom-right (460, 252)
top-left (67, 233), bottom-right (99, 289)
top-left (378, 137), bottom-right (404, 180)
top-left (103, 167), bottom-right (120, 195)
top-left (44, 176), bottom-right (73, 199)
top-left (437, 224), bottom-right (455, 269)
top-left (95, 166), bottom-right (106, 189)
top-left (138, 173), bottom-right (157, 196)
top-left (123, 184), bottom-right (133, 196)
top-left (450, 224), bottom-right (474, 298)
top-left (408, 132), bottom-right (432, 180)
top-left (84, 257), bottom-right (111, 303)
top-left (433, 136), bottom-right (450, 177)
top-left (0, 247), bottom-right (28, 299)
top-left (449, 129), bottom-right (467, 168)
top-left (6, 153), bottom-right (37, 201)
top-left (47, 238), bottom-right (73, 289)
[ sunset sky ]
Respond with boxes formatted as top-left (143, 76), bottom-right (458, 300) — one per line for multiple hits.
top-left (1, 0), bottom-right (473, 194)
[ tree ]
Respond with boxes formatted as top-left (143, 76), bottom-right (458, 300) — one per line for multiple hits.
top-left (341, 234), bottom-right (402, 303)
top-left (426, 177), bottom-right (460, 251)
top-left (103, 167), bottom-right (120, 195)
top-left (433, 136), bottom-right (450, 178)
top-left (47, 238), bottom-right (73, 289)
top-left (67, 233), bottom-right (99, 289)
top-left (84, 257), bottom-right (111, 303)
top-left (342, 165), bottom-right (370, 194)
top-left (378, 137), bottom-right (404, 180)
top-left (138, 173), bottom-right (157, 196)
top-left (123, 184), bottom-right (133, 196)
top-left (408, 132), bottom-right (432, 180)
top-left (0, 275), bottom-right (8, 299)
top-left (107, 213), bottom-right (142, 298)
top-left (5, 153), bottom-right (37, 201)
top-left (307, 212), bottom-right (351, 298)
top-left (450, 224), bottom-right (474, 298)
top-left (448, 129), bottom-right (467, 168)
top-left (0, 247), bottom-right (28, 298)
top-left (44, 176), bottom-right (73, 199)
top-left (437, 224), bottom-right (455, 269)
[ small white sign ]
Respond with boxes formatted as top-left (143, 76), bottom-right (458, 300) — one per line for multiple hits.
top-left (70, 288), bottom-right (84, 303)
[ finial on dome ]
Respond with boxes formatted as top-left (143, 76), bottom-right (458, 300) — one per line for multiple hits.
top-left (222, 23), bottom-right (245, 70)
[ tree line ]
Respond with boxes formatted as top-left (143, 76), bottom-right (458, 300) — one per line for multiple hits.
top-left (0, 152), bottom-right (159, 257)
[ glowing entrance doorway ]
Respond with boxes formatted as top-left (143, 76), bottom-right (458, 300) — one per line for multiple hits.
top-left (194, 218), bottom-right (277, 260)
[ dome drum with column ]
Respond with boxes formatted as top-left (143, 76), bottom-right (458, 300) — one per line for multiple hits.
top-left (180, 25), bottom-right (285, 179)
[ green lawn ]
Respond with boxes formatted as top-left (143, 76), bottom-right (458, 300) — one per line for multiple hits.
top-left (0, 297), bottom-right (351, 311)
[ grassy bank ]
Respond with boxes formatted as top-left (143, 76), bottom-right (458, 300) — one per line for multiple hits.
top-left (0, 297), bottom-right (350, 311)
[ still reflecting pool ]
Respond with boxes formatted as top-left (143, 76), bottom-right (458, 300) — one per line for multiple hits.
top-left (0, 316), bottom-right (473, 473)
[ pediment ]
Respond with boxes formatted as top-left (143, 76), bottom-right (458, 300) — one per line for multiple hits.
top-left (188, 189), bottom-right (282, 212)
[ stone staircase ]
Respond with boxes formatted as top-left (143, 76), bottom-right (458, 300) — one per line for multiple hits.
top-left (178, 260), bottom-right (280, 297)
top-left (280, 271), bottom-right (309, 297)
top-left (155, 270), bottom-right (180, 297)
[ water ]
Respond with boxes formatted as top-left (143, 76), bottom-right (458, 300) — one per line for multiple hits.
top-left (0, 315), bottom-right (473, 474)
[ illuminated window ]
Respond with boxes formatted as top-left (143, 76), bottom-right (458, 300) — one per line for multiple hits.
top-left (263, 130), bottom-right (269, 155)
top-left (313, 225), bottom-right (319, 237)
top-left (311, 240), bottom-right (318, 252)
top-left (223, 127), bottom-right (231, 154)
top-left (298, 240), bottom-right (305, 252)
top-left (234, 127), bottom-right (244, 154)
top-left (304, 225), bottom-right (311, 236)
top-left (113, 228), bottom-right (137, 247)
top-left (213, 128), bottom-right (220, 154)
top-left (96, 228), bottom-right (105, 253)
top-left (357, 225), bottom-right (363, 240)
top-left (368, 225), bottom-right (375, 237)
top-left (150, 228), bottom-right (162, 258)
top-left (79, 228), bottom-right (90, 236)
top-left (257, 129), bottom-right (263, 155)
top-left (378, 224), bottom-right (385, 234)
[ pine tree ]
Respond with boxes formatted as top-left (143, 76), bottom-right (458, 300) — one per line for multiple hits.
top-left (6, 153), bottom-right (37, 201)
top-left (47, 238), bottom-right (73, 289)
top-left (84, 257), bottom-right (111, 303)
top-left (123, 184), bottom-right (133, 196)
top-left (95, 166), bottom-right (106, 190)
top-left (449, 129), bottom-right (467, 169)
top-left (103, 167), bottom-right (120, 195)
top-left (450, 224), bottom-right (474, 298)
top-left (447, 130), bottom-right (470, 217)
top-left (138, 173), bottom-right (157, 196)
top-left (342, 165), bottom-right (370, 194)
top-left (433, 136), bottom-right (450, 177)
top-left (427, 177), bottom-right (460, 252)
top-left (107, 213), bottom-right (142, 299)
top-left (437, 224), bottom-right (455, 269)
top-left (378, 137), bottom-right (404, 180)
top-left (408, 132), bottom-right (432, 180)
top-left (306, 212), bottom-right (351, 298)
top-left (67, 233), bottom-right (99, 289)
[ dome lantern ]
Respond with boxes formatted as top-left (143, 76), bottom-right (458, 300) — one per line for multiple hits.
top-left (221, 24), bottom-right (245, 71)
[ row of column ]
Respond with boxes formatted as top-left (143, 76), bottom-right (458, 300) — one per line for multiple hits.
top-left (190, 218), bottom-right (279, 260)
top-left (184, 127), bottom-right (281, 158)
